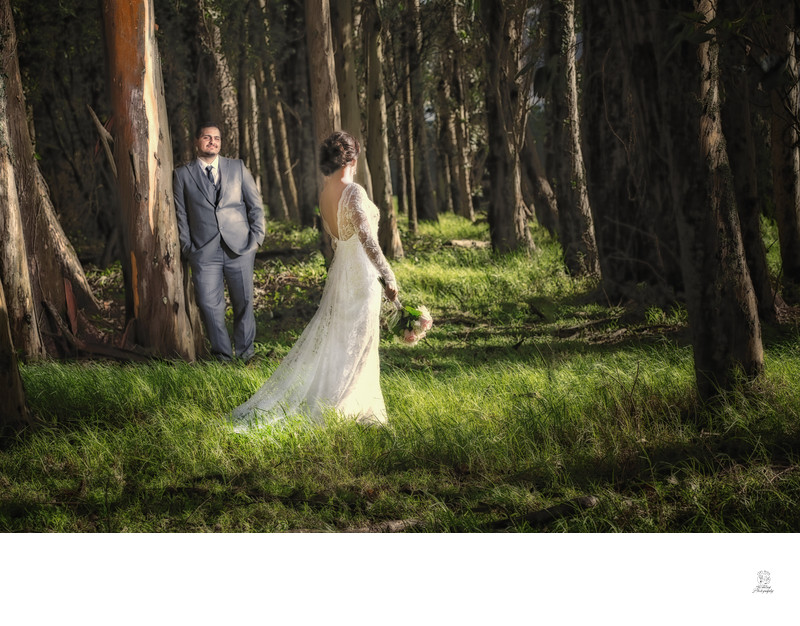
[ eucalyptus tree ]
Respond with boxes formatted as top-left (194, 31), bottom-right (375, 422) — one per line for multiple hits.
top-left (364, 0), bottom-right (404, 258)
top-left (581, 0), bottom-right (682, 300)
top-left (256, 0), bottom-right (300, 222)
top-left (1, 0), bottom-right (98, 356)
top-left (638, 1), bottom-right (761, 398)
top-left (684, 0), bottom-right (763, 396)
top-left (719, 1), bottom-right (781, 321)
top-left (306, 0), bottom-right (341, 263)
top-left (385, 5), bottom-right (420, 232)
top-left (481, 0), bottom-right (534, 253)
top-left (0, 17), bottom-right (43, 360)
top-left (581, 0), bottom-right (763, 397)
top-left (767, 1), bottom-right (800, 304)
top-left (0, 278), bottom-right (32, 434)
top-left (196, 0), bottom-right (239, 158)
top-left (276, 0), bottom-right (319, 226)
top-left (236, 5), bottom-right (264, 194)
top-left (521, 121), bottom-right (558, 237)
top-left (434, 0), bottom-right (474, 221)
top-left (157, 0), bottom-right (201, 167)
top-left (408, 0), bottom-right (438, 222)
top-left (13, 0), bottom-right (120, 269)
top-left (102, 0), bottom-right (201, 360)
top-left (332, 0), bottom-right (374, 198)
top-left (544, 0), bottom-right (598, 274)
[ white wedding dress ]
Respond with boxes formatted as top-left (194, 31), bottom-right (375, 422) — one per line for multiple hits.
top-left (230, 182), bottom-right (396, 429)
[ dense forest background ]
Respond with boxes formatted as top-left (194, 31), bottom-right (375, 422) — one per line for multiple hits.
top-left (2, 0), bottom-right (800, 428)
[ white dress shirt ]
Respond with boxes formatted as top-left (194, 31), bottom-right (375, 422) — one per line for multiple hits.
top-left (198, 156), bottom-right (220, 185)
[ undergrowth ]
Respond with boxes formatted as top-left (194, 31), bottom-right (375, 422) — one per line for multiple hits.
top-left (3, 213), bottom-right (800, 532)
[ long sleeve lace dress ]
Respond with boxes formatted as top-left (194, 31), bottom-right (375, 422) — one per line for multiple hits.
top-left (230, 182), bottom-right (396, 429)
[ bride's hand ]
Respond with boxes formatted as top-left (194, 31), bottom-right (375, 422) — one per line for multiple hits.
top-left (384, 283), bottom-right (398, 302)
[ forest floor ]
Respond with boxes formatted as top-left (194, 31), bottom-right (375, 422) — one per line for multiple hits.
top-left (3, 213), bottom-right (800, 532)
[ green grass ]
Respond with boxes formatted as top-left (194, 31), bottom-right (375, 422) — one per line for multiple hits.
top-left (4, 213), bottom-right (800, 532)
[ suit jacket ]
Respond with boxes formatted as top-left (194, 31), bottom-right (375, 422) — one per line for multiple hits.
top-left (173, 156), bottom-right (266, 260)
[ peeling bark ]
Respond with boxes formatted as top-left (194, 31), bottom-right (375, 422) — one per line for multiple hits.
top-left (102, 0), bottom-right (199, 360)
top-left (0, 32), bottom-right (44, 360)
top-left (1, 0), bottom-right (98, 337)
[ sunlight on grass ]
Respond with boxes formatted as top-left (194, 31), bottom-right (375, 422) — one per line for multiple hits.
top-left (5, 214), bottom-right (800, 532)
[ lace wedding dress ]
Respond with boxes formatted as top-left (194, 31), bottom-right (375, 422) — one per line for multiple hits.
top-left (230, 182), bottom-right (396, 429)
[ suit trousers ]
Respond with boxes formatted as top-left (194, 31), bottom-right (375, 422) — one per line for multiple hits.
top-left (190, 234), bottom-right (257, 361)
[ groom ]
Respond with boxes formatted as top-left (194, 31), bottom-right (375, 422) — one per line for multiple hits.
top-left (173, 123), bottom-right (266, 363)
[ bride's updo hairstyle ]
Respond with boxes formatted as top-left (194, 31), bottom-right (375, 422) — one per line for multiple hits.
top-left (319, 131), bottom-right (360, 176)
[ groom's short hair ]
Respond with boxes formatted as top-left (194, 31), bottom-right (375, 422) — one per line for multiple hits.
top-left (195, 122), bottom-right (221, 139)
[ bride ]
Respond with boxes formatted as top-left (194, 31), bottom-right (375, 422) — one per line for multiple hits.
top-left (230, 131), bottom-right (399, 429)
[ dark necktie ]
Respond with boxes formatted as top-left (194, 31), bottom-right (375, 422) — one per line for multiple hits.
top-left (206, 164), bottom-right (220, 203)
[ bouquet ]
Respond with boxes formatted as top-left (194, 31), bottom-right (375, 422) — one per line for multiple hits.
top-left (380, 279), bottom-right (433, 345)
top-left (387, 300), bottom-right (433, 345)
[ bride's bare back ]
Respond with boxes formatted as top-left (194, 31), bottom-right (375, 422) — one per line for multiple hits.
top-left (319, 179), bottom-right (348, 240)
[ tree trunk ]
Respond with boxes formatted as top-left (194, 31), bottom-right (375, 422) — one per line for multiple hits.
top-left (768, 2), bottom-right (800, 304)
top-left (332, 0), bottom-right (374, 197)
top-left (670, 1), bottom-right (763, 398)
top-left (0, 277), bottom-right (32, 434)
top-left (364, 0), bottom-right (404, 259)
top-left (0, 50), bottom-right (44, 360)
top-left (581, 0), bottom-right (683, 301)
top-left (158, 4), bottom-right (197, 167)
top-left (257, 64), bottom-right (290, 221)
top-left (102, 0), bottom-right (199, 360)
top-left (286, 4), bottom-right (319, 227)
top-left (267, 71), bottom-right (301, 223)
top-left (197, 0), bottom-right (239, 158)
top-left (720, 7), bottom-right (780, 321)
top-left (522, 122), bottom-right (558, 237)
top-left (482, 0), bottom-right (533, 253)
top-left (402, 44), bottom-right (419, 233)
top-left (392, 91), bottom-right (409, 217)
top-left (408, 0), bottom-right (438, 222)
top-left (257, 0), bottom-right (301, 223)
top-left (1, 0), bottom-right (98, 333)
top-left (239, 68), bottom-right (263, 195)
top-left (437, 136), bottom-right (454, 215)
top-left (543, 0), bottom-right (569, 230)
top-left (237, 5), bottom-right (262, 196)
top-left (385, 27), bottom-right (408, 218)
top-left (550, 0), bottom-right (599, 275)
top-left (305, 0), bottom-right (341, 264)
top-left (448, 1), bottom-right (474, 221)
top-left (436, 59), bottom-right (461, 217)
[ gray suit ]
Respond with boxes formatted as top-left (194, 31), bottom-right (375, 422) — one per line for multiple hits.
top-left (174, 156), bottom-right (265, 361)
